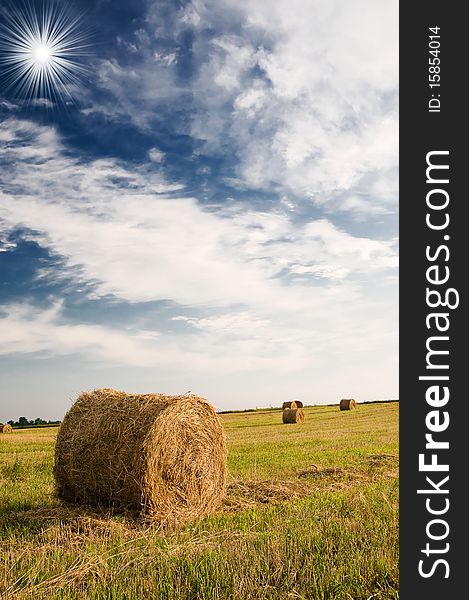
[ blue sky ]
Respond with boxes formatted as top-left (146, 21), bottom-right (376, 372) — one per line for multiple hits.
top-left (0, 0), bottom-right (398, 420)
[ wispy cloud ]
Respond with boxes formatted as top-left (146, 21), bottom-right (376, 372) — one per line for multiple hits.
top-left (0, 119), bottom-right (396, 307)
top-left (189, 0), bottom-right (398, 211)
top-left (81, 0), bottom-right (398, 217)
top-left (0, 302), bottom-right (160, 366)
top-left (0, 117), bottom-right (397, 388)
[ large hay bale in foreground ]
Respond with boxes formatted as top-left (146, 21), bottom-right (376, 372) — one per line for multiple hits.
top-left (282, 408), bottom-right (305, 424)
top-left (1, 423), bottom-right (13, 433)
top-left (54, 389), bottom-right (227, 523)
top-left (339, 398), bottom-right (356, 411)
top-left (282, 400), bottom-right (303, 409)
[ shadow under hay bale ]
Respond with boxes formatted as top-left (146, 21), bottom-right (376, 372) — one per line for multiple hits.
top-left (339, 398), bottom-right (356, 411)
top-left (53, 389), bottom-right (227, 524)
top-left (282, 407), bottom-right (305, 423)
top-left (1, 423), bottom-right (13, 433)
top-left (282, 400), bottom-right (303, 409)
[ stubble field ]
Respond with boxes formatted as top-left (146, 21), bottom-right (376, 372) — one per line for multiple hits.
top-left (0, 401), bottom-right (398, 600)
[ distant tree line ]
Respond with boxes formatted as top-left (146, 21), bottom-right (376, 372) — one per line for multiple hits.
top-left (6, 417), bottom-right (61, 428)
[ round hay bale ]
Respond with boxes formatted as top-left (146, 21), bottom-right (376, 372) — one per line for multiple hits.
top-left (1, 423), bottom-right (13, 433)
top-left (339, 398), bottom-right (356, 411)
top-left (53, 389), bottom-right (227, 523)
top-left (282, 408), bottom-right (305, 424)
top-left (282, 400), bottom-right (303, 409)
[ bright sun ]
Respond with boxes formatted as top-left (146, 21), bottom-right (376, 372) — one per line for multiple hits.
top-left (0, 2), bottom-right (90, 103)
top-left (33, 43), bottom-right (52, 65)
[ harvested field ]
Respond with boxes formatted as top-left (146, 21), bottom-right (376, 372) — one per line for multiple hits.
top-left (0, 401), bottom-right (399, 599)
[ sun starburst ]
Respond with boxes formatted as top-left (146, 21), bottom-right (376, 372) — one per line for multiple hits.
top-left (0, 1), bottom-right (91, 104)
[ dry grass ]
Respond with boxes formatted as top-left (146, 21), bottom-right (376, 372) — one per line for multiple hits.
top-left (54, 389), bottom-right (227, 524)
top-left (0, 401), bottom-right (399, 599)
top-left (223, 479), bottom-right (312, 512)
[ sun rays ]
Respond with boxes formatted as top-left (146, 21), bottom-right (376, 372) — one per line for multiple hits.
top-left (0, 1), bottom-right (91, 104)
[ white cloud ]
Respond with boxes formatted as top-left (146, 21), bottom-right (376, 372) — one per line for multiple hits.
top-left (148, 147), bottom-right (165, 162)
top-left (75, 0), bottom-right (397, 217)
top-left (0, 302), bottom-right (316, 374)
top-left (0, 302), bottom-right (159, 366)
top-left (0, 119), bottom-right (397, 309)
top-left (0, 117), bottom-right (397, 386)
top-left (80, 49), bottom-right (182, 128)
top-left (0, 239), bottom-right (17, 252)
top-left (189, 0), bottom-right (398, 211)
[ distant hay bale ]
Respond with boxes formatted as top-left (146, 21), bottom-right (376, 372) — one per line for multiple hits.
top-left (1, 423), bottom-right (13, 433)
top-left (53, 389), bottom-right (227, 523)
top-left (282, 400), bottom-right (303, 409)
top-left (282, 408), bottom-right (305, 424)
top-left (339, 398), bottom-right (356, 411)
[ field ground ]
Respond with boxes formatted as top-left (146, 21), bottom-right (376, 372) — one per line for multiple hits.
top-left (0, 402), bottom-right (399, 599)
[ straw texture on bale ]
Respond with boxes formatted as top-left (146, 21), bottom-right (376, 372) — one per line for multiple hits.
top-left (339, 398), bottom-right (356, 411)
top-left (54, 389), bottom-right (227, 523)
top-left (282, 408), bottom-right (305, 423)
top-left (1, 423), bottom-right (13, 433)
top-left (282, 400), bottom-right (303, 409)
